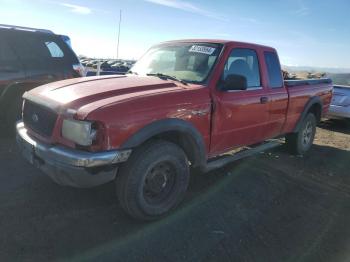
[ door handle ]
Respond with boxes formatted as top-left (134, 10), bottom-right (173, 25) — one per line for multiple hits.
top-left (260, 96), bottom-right (269, 104)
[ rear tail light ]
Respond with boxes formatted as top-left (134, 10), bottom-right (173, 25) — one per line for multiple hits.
top-left (73, 63), bottom-right (85, 77)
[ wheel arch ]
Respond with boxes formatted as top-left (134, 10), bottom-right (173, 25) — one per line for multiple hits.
top-left (121, 118), bottom-right (207, 169)
top-left (293, 96), bottom-right (323, 133)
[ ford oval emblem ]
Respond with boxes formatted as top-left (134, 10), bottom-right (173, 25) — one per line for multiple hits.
top-left (32, 113), bottom-right (39, 123)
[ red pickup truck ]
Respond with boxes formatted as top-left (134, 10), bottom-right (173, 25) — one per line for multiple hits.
top-left (16, 40), bottom-right (333, 220)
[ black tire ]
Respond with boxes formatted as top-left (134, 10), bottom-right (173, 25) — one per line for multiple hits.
top-left (286, 113), bottom-right (317, 155)
top-left (116, 140), bottom-right (190, 221)
top-left (345, 119), bottom-right (350, 128)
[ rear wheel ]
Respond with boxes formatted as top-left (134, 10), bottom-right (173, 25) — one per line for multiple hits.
top-left (116, 140), bottom-right (190, 221)
top-left (286, 113), bottom-right (317, 155)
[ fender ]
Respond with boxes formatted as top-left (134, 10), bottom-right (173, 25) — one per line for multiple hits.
top-left (293, 96), bottom-right (323, 132)
top-left (121, 118), bottom-right (207, 168)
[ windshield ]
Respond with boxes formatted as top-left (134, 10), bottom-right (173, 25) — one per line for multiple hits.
top-left (131, 43), bottom-right (222, 83)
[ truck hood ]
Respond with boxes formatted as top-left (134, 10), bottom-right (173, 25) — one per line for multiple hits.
top-left (24, 75), bottom-right (187, 117)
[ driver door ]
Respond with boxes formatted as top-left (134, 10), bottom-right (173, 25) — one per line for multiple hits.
top-left (210, 48), bottom-right (270, 155)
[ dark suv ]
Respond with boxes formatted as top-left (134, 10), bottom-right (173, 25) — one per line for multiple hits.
top-left (0, 24), bottom-right (83, 133)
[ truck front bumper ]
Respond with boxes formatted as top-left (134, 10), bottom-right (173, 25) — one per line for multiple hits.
top-left (16, 122), bottom-right (131, 188)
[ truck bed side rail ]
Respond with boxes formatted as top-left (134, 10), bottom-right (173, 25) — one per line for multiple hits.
top-left (285, 78), bottom-right (332, 87)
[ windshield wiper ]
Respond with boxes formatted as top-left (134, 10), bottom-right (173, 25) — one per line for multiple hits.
top-left (147, 73), bottom-right (188, 85)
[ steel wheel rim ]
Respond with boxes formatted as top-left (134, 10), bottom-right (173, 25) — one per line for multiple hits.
top-left (302, 120), bottom-right (313, 147)
top-left (143, 161), bottom-right (176, 204)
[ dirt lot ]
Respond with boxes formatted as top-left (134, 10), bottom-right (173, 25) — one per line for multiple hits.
top-left (0, 120), bottom-right (350, 262)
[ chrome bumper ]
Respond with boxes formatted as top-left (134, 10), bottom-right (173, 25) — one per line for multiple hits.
top-left (16, 122), bottom-right (131, 188)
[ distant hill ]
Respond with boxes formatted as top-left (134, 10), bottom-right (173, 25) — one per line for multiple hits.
top-left (283, 65), bottom-right (350, 74)
top-left (326, 73), bottom-right (350, 86)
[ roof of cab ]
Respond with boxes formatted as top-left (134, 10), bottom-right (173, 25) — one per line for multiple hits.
top-left (159, 39), bottom-right (276, 52)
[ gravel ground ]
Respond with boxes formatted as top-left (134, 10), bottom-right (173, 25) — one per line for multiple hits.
top-left (0, 120), bottom-right (349, 262)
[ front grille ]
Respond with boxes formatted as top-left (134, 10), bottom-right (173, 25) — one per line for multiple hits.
top-left (23, 100), bottom-right (58, 137)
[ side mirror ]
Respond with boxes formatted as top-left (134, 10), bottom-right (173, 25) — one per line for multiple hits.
top-left (222, 74), bottom-right (247, 91)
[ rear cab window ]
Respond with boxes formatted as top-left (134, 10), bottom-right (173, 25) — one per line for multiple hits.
top-left (264, 51), bottom-right (283, 88)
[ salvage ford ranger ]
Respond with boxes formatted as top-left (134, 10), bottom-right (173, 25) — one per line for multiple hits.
top-left (16, 40), bottom-right (333, 220)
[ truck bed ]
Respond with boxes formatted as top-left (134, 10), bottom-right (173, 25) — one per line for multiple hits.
top-left (282, 78), bottom-right (333, 133)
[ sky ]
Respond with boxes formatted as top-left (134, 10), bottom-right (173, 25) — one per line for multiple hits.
top-left (1, 0), bottom-right (350, 68)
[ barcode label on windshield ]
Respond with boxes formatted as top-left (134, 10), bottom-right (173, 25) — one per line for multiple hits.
top-left (189, 45), bottom-right (216, 55)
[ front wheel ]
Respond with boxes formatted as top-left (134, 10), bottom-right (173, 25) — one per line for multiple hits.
top-left (116, 140), bottom-right (190, 221)
top-left (286, 113), bottom-right (317, 155)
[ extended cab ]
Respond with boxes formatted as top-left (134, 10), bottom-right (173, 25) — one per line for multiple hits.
top-left (16, 40), bottom-right (333, 220)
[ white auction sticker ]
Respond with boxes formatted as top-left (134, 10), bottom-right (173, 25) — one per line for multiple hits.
top-left (189, 45), bottom-right (216, 55)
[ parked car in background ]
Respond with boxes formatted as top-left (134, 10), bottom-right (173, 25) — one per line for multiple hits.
top-left (0, 24), bottom-right (84, 133)
top-left (327, 85), bottom-right (350, 120)
top-left (81, 57), bottom-right (136, 76)
top-left (99, 61), bottom-right (112, 71)
top-left (16, 39), bottom-right (332, 220)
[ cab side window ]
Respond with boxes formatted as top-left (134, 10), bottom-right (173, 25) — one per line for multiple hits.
top-left (222, 48), bottom-right (261, 90)
top-left (264, 51), bottom-right (283, 88)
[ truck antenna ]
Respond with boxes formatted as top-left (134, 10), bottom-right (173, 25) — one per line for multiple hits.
top-left (117, 9), bottom-right (122, 59)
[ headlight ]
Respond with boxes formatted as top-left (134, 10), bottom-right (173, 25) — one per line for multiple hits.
top-left (62, 119), bottom-right (97, 146)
